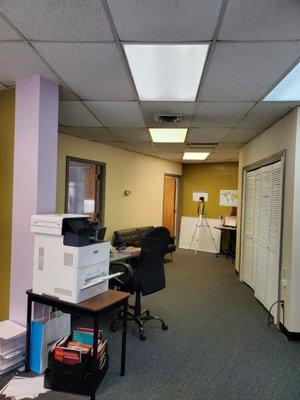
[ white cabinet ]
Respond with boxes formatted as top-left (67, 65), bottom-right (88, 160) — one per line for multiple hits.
top-left (241, 161), bottom-right (283, 320)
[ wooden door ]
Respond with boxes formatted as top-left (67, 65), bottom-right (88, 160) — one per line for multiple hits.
top-left (84, 165), bottom-right (98, 221)
top-left (163, 176), bottom-right (176, 236)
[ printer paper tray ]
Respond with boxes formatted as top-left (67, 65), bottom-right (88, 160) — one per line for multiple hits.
top-left (81, 272), bottom-right (122, 290)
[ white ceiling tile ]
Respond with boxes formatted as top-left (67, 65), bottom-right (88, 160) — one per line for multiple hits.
top-left (0, 0), bottom-right (113, 41)
top-left (141, 102), bottom-right (194, 127)
top-left (153, 152), bottom-right (183, 162)
top-left (219, 0), bottom-right (300, 40)
top-left (237, 102), bottom-right (299, 128)
top-left (60, 127), bottom-right (116, 142)
top-left (112, 142), bottom-right (155, 153)
top-left (59, 101), bottom-right (101, 127)
top-left (59, 85), bottom-right (78, 100)
top-left (154, 143), bottom-right (186, 152)
top-left (192, 102), bottom-right (253, 127)
top-left (214, 142), bottom-right (244, 150)
top-left (84, 101), bottom-right (145, 127)
top-left (222, 128), bottom-right (263, 143)
top-left (0, 16), bottom-right (20, 39)
top-left (35, 43), bottom-right (135, 101)
top-left (188, 128), bottom-right (230, 143)
top-left (199, 43), bottom-right (300, 101)
top-left (107, 0), bottom-right (223, 41)
top-left (108, 128), bottom-right (150, 142)
top-left (0, 42), bottom-right (58, 85)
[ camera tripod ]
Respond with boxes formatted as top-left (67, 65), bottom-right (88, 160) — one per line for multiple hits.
top-left (189, 200), bottom-right (219, 254)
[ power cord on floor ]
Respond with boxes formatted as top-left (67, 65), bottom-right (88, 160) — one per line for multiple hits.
top-left (267, 300), bottom-right (284, 326)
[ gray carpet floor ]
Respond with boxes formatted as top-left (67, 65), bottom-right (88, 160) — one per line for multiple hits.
top-left (1, 249), bottom-right (300, 399)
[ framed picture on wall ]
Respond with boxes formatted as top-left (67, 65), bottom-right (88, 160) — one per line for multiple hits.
top-left (219, 189), bottom-right (238, 207)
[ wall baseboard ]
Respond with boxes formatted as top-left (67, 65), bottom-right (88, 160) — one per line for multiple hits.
top-left (280, 323), bottom-right (300, 341)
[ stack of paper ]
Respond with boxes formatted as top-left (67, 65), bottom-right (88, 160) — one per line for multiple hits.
top-left (0, 376), bottom-right (49, 399)
top-left (0, 320), bottom-right (26, 375)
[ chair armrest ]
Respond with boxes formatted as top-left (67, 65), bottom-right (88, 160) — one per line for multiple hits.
top-left (110, 262), bottom-right (134, 286)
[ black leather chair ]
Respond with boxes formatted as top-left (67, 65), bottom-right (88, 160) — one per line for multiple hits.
top-left (110, 227), bottom-right (170, 340)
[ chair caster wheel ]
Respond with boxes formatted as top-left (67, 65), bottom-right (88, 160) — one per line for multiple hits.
top-left (145, 310), bottom-right (150, 316)
top-left (162, 323), bottom-right (168, 331)
top-left (139, 328), bottom-right (146, 341)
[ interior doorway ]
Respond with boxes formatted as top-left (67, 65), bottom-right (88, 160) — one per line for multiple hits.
top-left (162, 175), bottom-right (180, 238)
top-left (65, 157), bottom-right (106, 224)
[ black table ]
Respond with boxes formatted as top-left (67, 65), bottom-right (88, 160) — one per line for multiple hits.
top-left (25, 289), bottom-right (129, 400)
top-left (214, 226), bottom-right (237, 260)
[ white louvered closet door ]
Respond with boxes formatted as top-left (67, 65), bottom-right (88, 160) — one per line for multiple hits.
top-left (241, 171), bottom-right (255, 287)
top-left (267, 161), bottom-right (283, 318)
top-left (242, 160), bottom-right (283, 319)
top-left (252, 169), bottom-right (262, 289)
top-left (254, 165), bottom-right (273, 306)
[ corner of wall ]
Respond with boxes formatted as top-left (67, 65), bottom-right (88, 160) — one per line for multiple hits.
top-left (0, 88), bottom-right (15, 319)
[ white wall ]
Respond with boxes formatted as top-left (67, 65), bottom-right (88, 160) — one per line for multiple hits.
top-left (237, 108), bottom-right (299, 332)
top-left (289, 109), bottom-right (300, 331)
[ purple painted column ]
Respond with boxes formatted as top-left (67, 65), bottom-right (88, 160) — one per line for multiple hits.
top-left (10, 76), bottom-right (58, 325)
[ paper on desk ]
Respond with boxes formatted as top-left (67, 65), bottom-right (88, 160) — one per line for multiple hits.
top-left (0, 375), bottom-right (49, 399)
top-left (101, 272), bottom-right (123, 281)
top-left (0, 321), bottom-right (26, 341)
top-left (83, 272), bottom-right (123, 289)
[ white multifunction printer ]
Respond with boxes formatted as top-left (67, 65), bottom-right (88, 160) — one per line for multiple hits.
top-left (31, 214), bottom-right (117, 303)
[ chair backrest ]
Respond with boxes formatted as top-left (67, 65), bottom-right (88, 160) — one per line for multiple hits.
top-left (137, 227), bottom-right (170, 296)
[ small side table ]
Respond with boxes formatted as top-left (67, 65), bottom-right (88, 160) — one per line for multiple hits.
top-left (25, 289), bottom-right (129, 400)
top-left (214, 226), bottom-right (237, 260)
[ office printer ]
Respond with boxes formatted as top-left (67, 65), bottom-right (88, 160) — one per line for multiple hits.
top-left (31, 214), bottom-right (111, 303)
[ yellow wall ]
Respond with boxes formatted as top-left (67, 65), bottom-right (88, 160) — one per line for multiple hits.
top-left (181, 163), bottom-right (238, 218)
top-left (57, 134), bottom-right (182, 240)
top-left (0, 89), bottom-right (15, 319)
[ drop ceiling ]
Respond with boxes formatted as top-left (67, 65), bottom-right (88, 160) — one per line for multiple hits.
top-left (0, 0), bottom-right (300, 163)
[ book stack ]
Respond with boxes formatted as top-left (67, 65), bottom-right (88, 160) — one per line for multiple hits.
top-left (52, 327), bottom-right (108, 368)
top-left (0, 320), bottom-right (26, 375)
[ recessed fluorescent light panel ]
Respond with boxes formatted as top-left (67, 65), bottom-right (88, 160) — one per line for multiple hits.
top-left (150, 128), bottom-right (187, 143)
top-left (264, 62), bottom-right (300, 101)
top-left (124, 44), bottom-right (209, 101)
top-left (183, 152), bottom-right (210, 160)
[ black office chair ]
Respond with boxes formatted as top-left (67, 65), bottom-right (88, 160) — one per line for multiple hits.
top-left (110, 227), bottom-right (170, 340)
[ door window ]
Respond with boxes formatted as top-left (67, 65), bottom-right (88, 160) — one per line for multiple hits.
top-left (65, 158), bottom-right (105, 223)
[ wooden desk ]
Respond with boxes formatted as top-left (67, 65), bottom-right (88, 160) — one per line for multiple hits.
top-left (25, 289), bottom-right (129, 400)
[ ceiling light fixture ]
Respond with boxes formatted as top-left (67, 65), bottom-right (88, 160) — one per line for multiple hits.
top-left (149, 128), bottom-right (187, 143)
top-left (183, 152), bottom-right (210, 160)
top-left (264, 62), bottom-right (300, 101)
top-left (124, 44), bottom-right (209, 101)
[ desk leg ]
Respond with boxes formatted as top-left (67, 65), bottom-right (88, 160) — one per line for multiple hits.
top-left (25, 296), bottom-right (32, 372)
top-left (120, 299), bottom-right (128, 376)
top-left (91, 317), bottom-right (99, 400)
